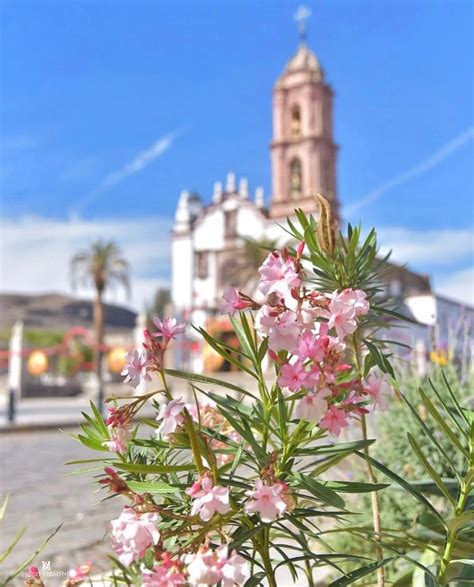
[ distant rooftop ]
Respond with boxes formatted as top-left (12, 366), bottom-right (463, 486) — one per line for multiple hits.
top-left (0, 293), bottom-right (136, 333)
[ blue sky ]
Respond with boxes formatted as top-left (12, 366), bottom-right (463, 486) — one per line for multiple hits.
top-left (1, 0), bottom-right (473, 308)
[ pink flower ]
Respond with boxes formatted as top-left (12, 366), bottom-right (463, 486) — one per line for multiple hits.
top-left (342, 390), bottom-right (370, 415)
top-left (339, 288), bottom-right (370, 316)
top-left (121, 350), bottom-right (152, 388)
top-left (27, 566), bottom-right (41, 578)
top-left (258, 250), bottom-right (301, 302)
top-left (294, 331), bottom-right (326, 362)
top-left (244, 479), bottom-right (288, 523)
top-left (185, 547), bottom-right (249, 587)
top-left (326, 301), bottom-right (356, 341)
top-left (255, 305), bottom-right (301, 352)
top-left (103, 422), bottom-right (132, 453)
top-left (156, 399), bottom-right (187, 438)
top-left (278, 360), bottom-right (309, 392)
top-left (320, 405), bottom-right (350, 436)
top-left (215, 546), bottom-right (250, 587)
top-left (185, 550), bottom-right (222, 585)
top-left (294, 388), bottom-right (331, 422)
top-left (68, 563), bottom-right (92, 582)
top-left (364, 372), bottom-right (391, 411)
top-left (220, 287), bottom-right (253, 315)
top-left (186, 476), bottom-right (230, 521)
top-left (325, 289), bottom-right (369, 341)
top-left (152, 317), bottom-right (186, 340)
top-left (109, 507), bottom-right (159, 566)
top-left (142, 556), bottom-right (186, 587)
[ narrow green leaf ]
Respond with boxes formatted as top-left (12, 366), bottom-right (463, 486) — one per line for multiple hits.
top-left (407, 433), bottom-right (456, 506)
top-left (293, 474), bottom-right (346, 509)
top-left (329, 557), bottom-right (394, 586)
top-left (355, 451), bottom-right (446, 527)
top-left (165, 369), bottom-right (257, 400)
top-left (418, 387), bottom-right (469, 457)
top-left (114, 462), bottom-right (195, 474)
top-left (0, 527), bottom-right (26, 563)
top-left (126, 481), bottom-right (177, 494)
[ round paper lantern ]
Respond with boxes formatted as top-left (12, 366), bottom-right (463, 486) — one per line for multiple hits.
top-left (108, 346), bottom-right (127, 374)
top-left (27, 350), bottom-right (48, 377)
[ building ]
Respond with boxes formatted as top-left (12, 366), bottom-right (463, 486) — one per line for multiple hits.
top-left (170, 19), bottom-right (472, 373)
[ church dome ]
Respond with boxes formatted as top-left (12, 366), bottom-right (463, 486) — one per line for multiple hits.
top-left (286, 43), bottom-right (321, 73)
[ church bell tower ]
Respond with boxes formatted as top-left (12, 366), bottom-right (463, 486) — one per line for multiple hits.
top-left (269, 7), bottom-right (339, 220)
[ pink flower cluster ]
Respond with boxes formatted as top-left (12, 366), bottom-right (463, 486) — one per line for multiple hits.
top-left (66, 562), bottom-right (92, 586)
top-left (186, 475), bottom-right (230, 521)
top-left (244, 479), bottom-right (292, 523)
top-left (141, 554), bottom-right (186, 587)
top-left (103, 407), bottom-right (132, 453)
top-left (219, 248), bottom-right (392, 435)
top-left (121, 349), bottom-right (152, 388)
top-left (121, 317), bottom-right (186, 388)
top-left (109, 507), bottom-right (160, 566)
top-left (156, 398), bottom-right (197, 439)
top-left (184, 546), bottom-right (249, 586)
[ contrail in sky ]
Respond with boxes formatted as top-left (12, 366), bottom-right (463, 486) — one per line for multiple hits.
top-left (71, 130), bottom-right (180, 216)
top-left (344, 126), bottom-right (474, 215)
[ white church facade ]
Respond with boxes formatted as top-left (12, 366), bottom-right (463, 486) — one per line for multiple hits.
top-left (170, 22), bottom-right (473, 374)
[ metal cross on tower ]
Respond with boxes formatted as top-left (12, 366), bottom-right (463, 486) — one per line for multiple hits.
top-left (294, 5), bottom-right (311, 44)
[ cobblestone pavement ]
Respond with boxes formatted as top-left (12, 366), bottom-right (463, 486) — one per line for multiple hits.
top-left (0, 428), bottom-right (122, 586)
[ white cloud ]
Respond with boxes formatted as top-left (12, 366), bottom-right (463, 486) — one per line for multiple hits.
top-left (377, 226), bottom-right (474, 266)
top-left (0, 215), bottom-right (173, 311)
top-left (344, 126), bottom-right (474, 215)
top-left (436, 266), bottom-right (474, 306)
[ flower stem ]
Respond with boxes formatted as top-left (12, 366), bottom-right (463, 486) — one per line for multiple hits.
top-left (361, 413), bottom-right (385, 587)
top-left (352, 334), bottom-right (385, 587)
top-left (259, 527), bottom-right (277, 587)
top-left (438, 443), bottom-right (473, 584)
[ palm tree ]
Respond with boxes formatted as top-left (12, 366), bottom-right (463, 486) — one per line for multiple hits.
top-left (70, 240), bottom-right (130, 413)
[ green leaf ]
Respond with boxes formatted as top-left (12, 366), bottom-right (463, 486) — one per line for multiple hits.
top-left (114, 462), bottom-right (195, 474)
top-left (4, 524), bottom-right (62, 583)
top-left (126, 481), bottom-right (177, 494)
top-left (355, 451), bottom-right (446, 527)
top-left (0, 526), bottom-right (26, 563)
top-left (293, 474), bottom-right (346, 509)
top-left (418, 386), bottom-right (469, 457)
top-left (329, 557), bottom-right (394, 586)
top-left (0, 495), bottom-right (9, 522)
top-left (407, 433), bottom-right (456, 506)
top-left (76, 433), bottom-right (109, 452)
top-left (165, 369), bottom-right (257, 400)
top-left (230, 314), bottom-right (257, 360)
top-left (325, 480), bottom-right (389, 493)
top-left (89, 400), bottom-right (109, 436)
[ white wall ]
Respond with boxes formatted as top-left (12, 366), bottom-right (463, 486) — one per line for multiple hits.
top-left (171, 234), bottom-right (193, 312)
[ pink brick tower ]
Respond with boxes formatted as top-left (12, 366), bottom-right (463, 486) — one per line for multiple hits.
top-left (269, 6), bottom-right (339, 220)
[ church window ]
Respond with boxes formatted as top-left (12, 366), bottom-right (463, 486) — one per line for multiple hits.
top-left (291, 105), bottom-right (301, 138)
top-left (196, 251), bottom-right (209, 279)
top-left (289, 158), bottom-right (303, 197)
top-left (224, 210), bottom-right (237, 238)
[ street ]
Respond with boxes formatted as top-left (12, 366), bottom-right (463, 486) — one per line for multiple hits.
top-left (1, 428), bottom-right (121, 585)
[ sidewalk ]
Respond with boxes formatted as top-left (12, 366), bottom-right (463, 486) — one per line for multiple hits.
top-left (0, 372), bottom-right (256, 432)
